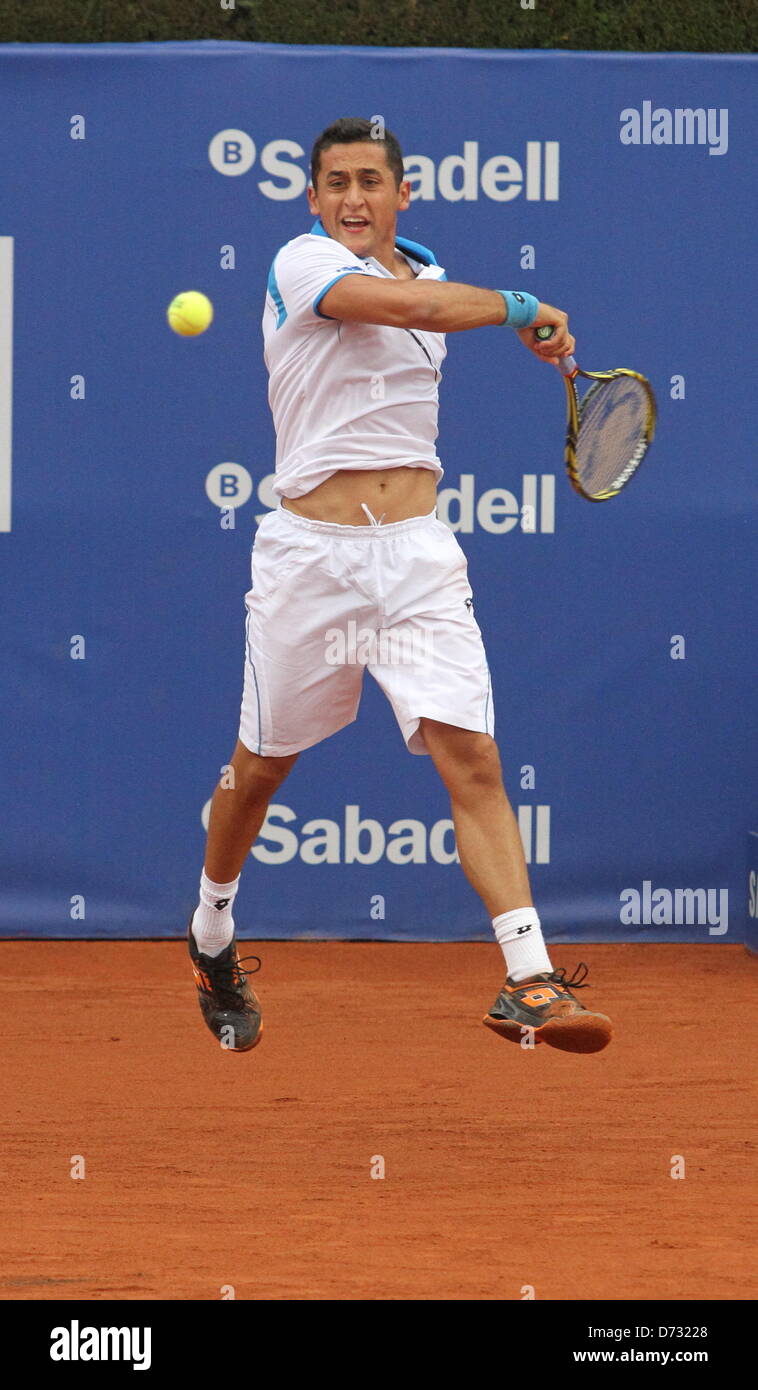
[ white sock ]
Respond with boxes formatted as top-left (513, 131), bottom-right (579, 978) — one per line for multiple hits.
top-left (492, 907), bottom-right (553, 984)
top-left (191, 871), bottom-right (240, 958)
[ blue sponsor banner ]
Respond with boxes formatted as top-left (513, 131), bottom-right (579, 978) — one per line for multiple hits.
top-left (0, 42), bottom-right (756, 940)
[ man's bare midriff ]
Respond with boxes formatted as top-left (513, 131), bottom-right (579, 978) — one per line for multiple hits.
top-left (281, 464), bottom-right (438, 526)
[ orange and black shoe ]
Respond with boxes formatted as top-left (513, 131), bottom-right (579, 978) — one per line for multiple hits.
top-left (188, 919), bottom-right (263, 1052)
top-left (483, 963), bottom-right (612, 1053)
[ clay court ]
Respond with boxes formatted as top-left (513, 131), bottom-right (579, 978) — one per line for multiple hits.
top-left (3, 940), bottom-right (755, 1301)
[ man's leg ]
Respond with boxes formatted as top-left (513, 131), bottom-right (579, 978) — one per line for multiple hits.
top-left (204, 738), bottom-right (300, 884)
top-left (190, 738), bottom-right (299, 958)
top-left (418, 717), bottom-right (531, 919)
top-left (418, 716), bottom-right (553, 982)
top-left (187, 739), bottom-right (300, 1054)
top-left (419, 717), bottom-right (613, 1052)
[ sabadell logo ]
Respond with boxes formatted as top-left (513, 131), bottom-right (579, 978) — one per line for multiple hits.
top-left (208, 131), bottom-right (559, 202)
top-left (201, 802), bottom-right (551, 866)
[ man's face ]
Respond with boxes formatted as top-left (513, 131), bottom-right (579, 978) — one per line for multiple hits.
top-left (307, 142), bottom-right (410, 258)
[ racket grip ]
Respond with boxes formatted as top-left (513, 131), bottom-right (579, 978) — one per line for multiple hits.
top-left (534, 324), bottom-right (576, 375)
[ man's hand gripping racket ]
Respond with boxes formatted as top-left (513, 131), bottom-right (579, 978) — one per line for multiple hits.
top-left (532, 324), bottom-right (657, 502)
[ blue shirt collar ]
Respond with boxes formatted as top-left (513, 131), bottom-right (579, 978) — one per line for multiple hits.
top-left (309, 215), bottom-right (439, 267)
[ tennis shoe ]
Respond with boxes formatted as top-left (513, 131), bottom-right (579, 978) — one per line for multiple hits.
top-left (483, 963), bottom-right (612, 1053)
top-left (188, 920), bottom-right (263, 1052)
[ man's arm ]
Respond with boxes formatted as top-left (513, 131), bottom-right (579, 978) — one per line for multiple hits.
top-left (318, 274), bottom-right (574, 361)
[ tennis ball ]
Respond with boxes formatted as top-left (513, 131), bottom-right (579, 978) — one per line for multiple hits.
top-left (167, 291), bottom-right (214, 337)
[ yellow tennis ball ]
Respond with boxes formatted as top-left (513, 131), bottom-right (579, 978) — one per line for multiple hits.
top-left (167, 291), bottom-right (214, 337)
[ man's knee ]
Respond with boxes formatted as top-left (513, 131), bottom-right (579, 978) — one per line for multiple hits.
top-left (457, 736), bottom-right (502, 788)
top-left (421, 721), bottom-right (503, 791)
top-left (230, 740), bottom-right (299, 795)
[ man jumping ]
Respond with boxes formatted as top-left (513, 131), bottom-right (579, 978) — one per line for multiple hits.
top-left (187, 117), bottom-right (613, 1056)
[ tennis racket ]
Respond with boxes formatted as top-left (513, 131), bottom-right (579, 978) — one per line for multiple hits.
top-left (534, 325), bottom-right (657, 501)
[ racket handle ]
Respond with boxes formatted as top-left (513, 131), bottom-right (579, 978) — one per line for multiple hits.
top-left (534, 323), bottom-right (576, 374)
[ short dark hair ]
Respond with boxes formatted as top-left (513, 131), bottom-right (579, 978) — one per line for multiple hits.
top-left (310, 117), bottom-right (405, 190)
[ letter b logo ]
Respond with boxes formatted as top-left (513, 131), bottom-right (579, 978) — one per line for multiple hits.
top-left (205, 463), bottom-right (253, 510)
top-left (208, 130), bottom-right (256, 177)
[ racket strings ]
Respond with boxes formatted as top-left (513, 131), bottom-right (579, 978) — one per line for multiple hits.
top-left (575, 377), bottom-right (650, 496)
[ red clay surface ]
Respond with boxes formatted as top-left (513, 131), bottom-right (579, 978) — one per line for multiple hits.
top-left (2, 941), bottom-right (756, 1301)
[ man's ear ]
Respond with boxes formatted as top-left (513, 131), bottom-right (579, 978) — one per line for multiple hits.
top-left (306, 183), bottom-right (319, 214)
top-left (397, 179), bottom-right (412, 212)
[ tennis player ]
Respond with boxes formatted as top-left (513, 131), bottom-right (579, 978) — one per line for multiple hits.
top-left (188, 117), bottom-right (613, 1056)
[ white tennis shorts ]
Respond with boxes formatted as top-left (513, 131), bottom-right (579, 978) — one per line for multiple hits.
top-left (238, 502), bottom-right (494, 757)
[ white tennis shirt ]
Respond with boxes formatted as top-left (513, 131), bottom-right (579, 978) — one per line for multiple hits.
top-left (263, 216), bottom-right (448, 499)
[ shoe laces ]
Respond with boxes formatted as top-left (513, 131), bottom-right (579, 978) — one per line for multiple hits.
top-left (545, 962), bottom-right (590, 990)
top-left (228, 953), bottom-right (261, 987)
top-left (207, 952), bottom-right (261, 998)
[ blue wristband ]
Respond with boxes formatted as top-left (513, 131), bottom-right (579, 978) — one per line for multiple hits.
top-left (498, 290), bottom-right (539, 330)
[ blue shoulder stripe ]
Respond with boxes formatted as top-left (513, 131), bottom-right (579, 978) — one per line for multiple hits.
top-left (267, 255), bottom-right (287, 329)
top-left (395, 233), bottom-right (439, 267)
